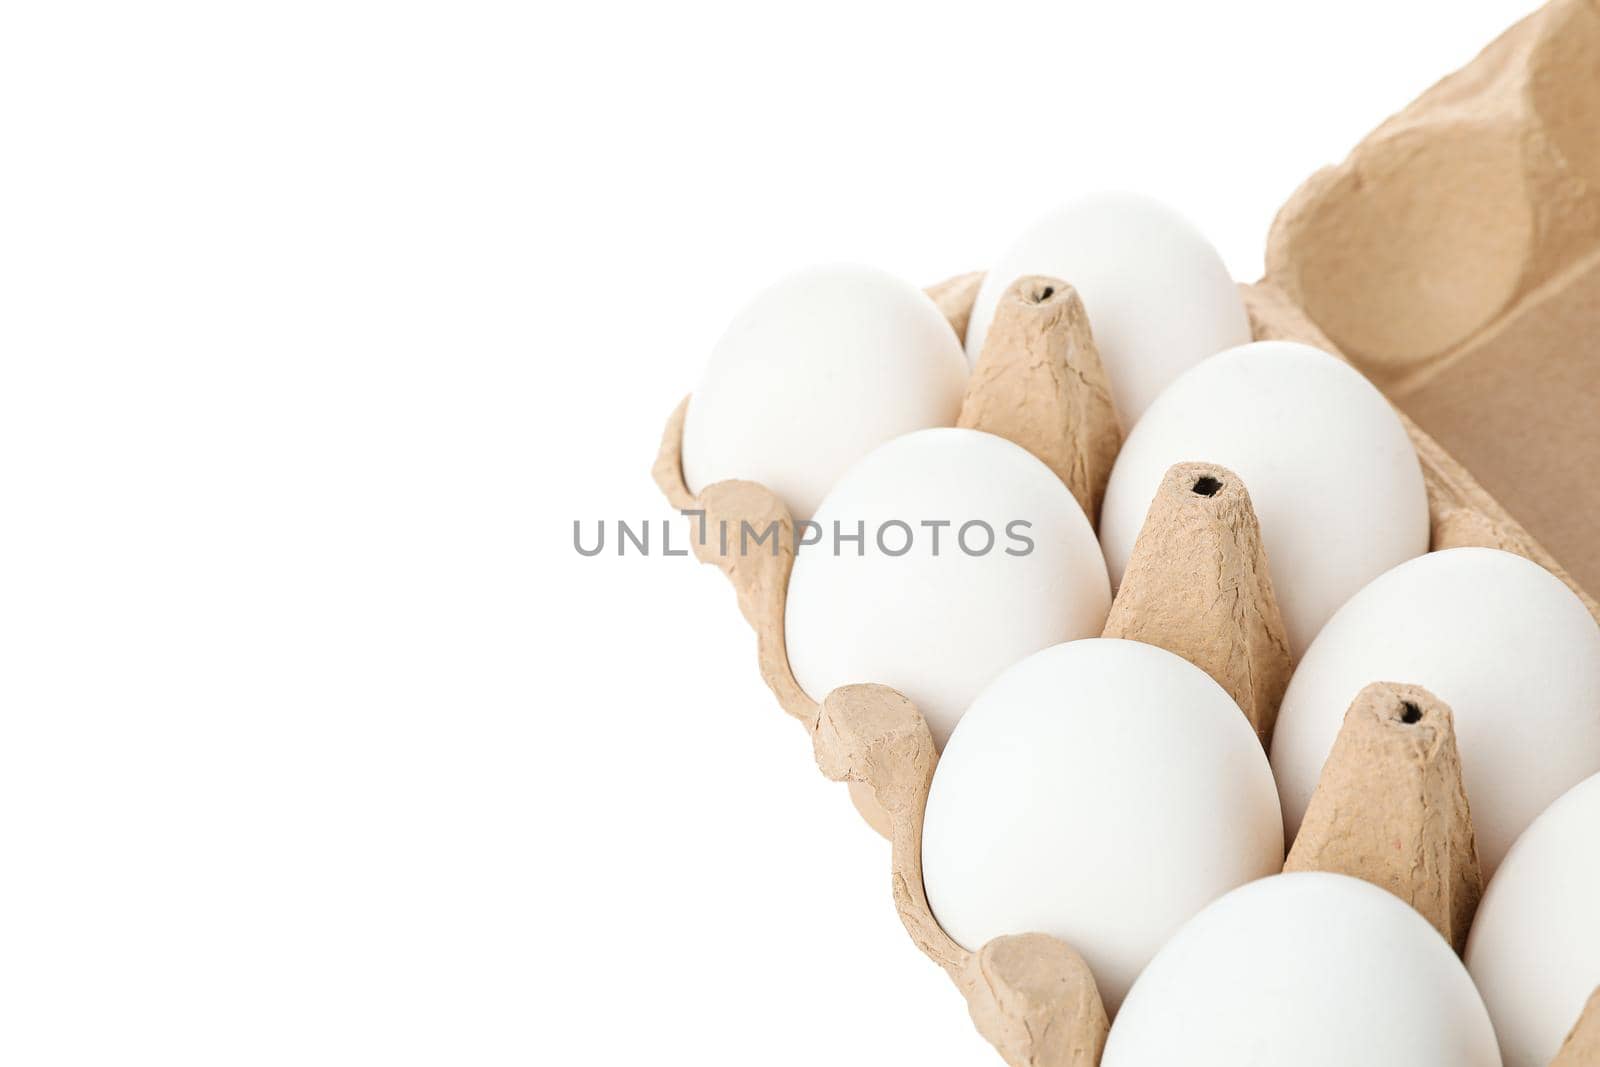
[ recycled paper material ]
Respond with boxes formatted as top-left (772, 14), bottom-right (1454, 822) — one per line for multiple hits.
top-left (1284, 681), bottom-right (1482, 953)
top-left (1552, 987), bottom-right (1600, 1067)
top-left (958, 275), bottom-right (1121, 525)
top-left (1102, 462), bottom-right (1289, 744)
top-left (1263, 0), bottom-right (1600, 602)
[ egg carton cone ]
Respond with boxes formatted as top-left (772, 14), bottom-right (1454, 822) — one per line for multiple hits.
top-left (1100, 461), bottom-right (1289, 745)
top-left (957, 275), bottom-right (1122, 526)
top-left (651, 2), bottom-right (1600, 1062)
top-left (1284, 681), bottom-right (1482, 953)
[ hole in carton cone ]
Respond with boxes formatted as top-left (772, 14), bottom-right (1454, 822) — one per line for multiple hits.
top-left (1031, 285), bottom-right (1055, 303)
top-left (1191, 475), bottom-right (1223, 497)
top-left (1399, 700), bottom-right (1423, 725)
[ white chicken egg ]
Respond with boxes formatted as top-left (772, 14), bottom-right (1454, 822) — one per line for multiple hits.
top-left (784, 428), bottom-right (1109, 748)
top-left (1103, 873), bottom-right (1501, 1067)
top-left (965, 192), bottom-right (1250, 422)
top-left (1099, 340), bottom-right (1429, 656)
top-left (681, 263), bottom-right (968, 520)
top-left (1466, 772), bottom-right (1600, 1067)
top-left (1271, 548), bottom-right (1600, 875)
top-left (920, 638), bottom-right (1282, 1012)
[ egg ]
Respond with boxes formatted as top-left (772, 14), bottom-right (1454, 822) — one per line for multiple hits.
top-left (964, 192), bottom-right (1249, 422)
top-left (680, 263), bottom-right (968, 520)
top-left (784, 428), bottom-right (1109, 748)
top-left (1102, 873), bottom-right (1501, 1067)
top-left (1271, 548), bottom-right (1600, 874)
top-left (920, 638), bottom-right (1282, 1011)
top-left (1465, 772), bottom-right (1600, 1067)
top-left (1099, 340), bottom-right (1428, 656)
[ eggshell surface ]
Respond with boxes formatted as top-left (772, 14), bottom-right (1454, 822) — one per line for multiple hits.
top-left (920, 638), bottom-right (1282, 1011)
top-left (964, 192), bottom-right (1250, 422)
top-left (1099, 340), bottom-right (1428, 656)
top-left (785, 429), bottom-right (1109, 748)
top-left (1102, 873), bottom-right (1501, 1067)
top-left (681, 263), bottom-right (967, 520)
top-left (1271, 548), bottom-right (1600, 875)
top-left (1466, 772), bottom-right (1600, 1067)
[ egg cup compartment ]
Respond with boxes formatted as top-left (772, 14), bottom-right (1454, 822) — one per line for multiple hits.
top-left (1260, 0), bottom-right (1600, 607)
top-left (652, 3), bottom-right (1600, 1061)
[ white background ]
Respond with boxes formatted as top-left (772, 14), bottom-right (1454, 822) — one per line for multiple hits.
top-left (0, 1), bottom-right (1540, 1063)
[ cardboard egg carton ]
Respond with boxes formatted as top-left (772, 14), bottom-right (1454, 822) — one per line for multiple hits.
top-left (652, 2), bottom-right (1600, 1062)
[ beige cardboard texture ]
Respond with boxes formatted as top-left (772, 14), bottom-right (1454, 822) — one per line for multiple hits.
top-left (957, 935), bottom-right (1108, 1067)
top-left (1552, 987), bottom-right (1600, 1067)
top-left (1283, 682), bottom-right (1483, 953)
top-left (1264, 0), bottom-right (1600, 600)
top-left (1102, 462), bottom-right (1290, 745)
top-left (957, 276), bottom-right (1122, 525)
top-left (653, 398), bottom-right (816, 726)
top-left (926, 271), bottom-right (985, 346)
